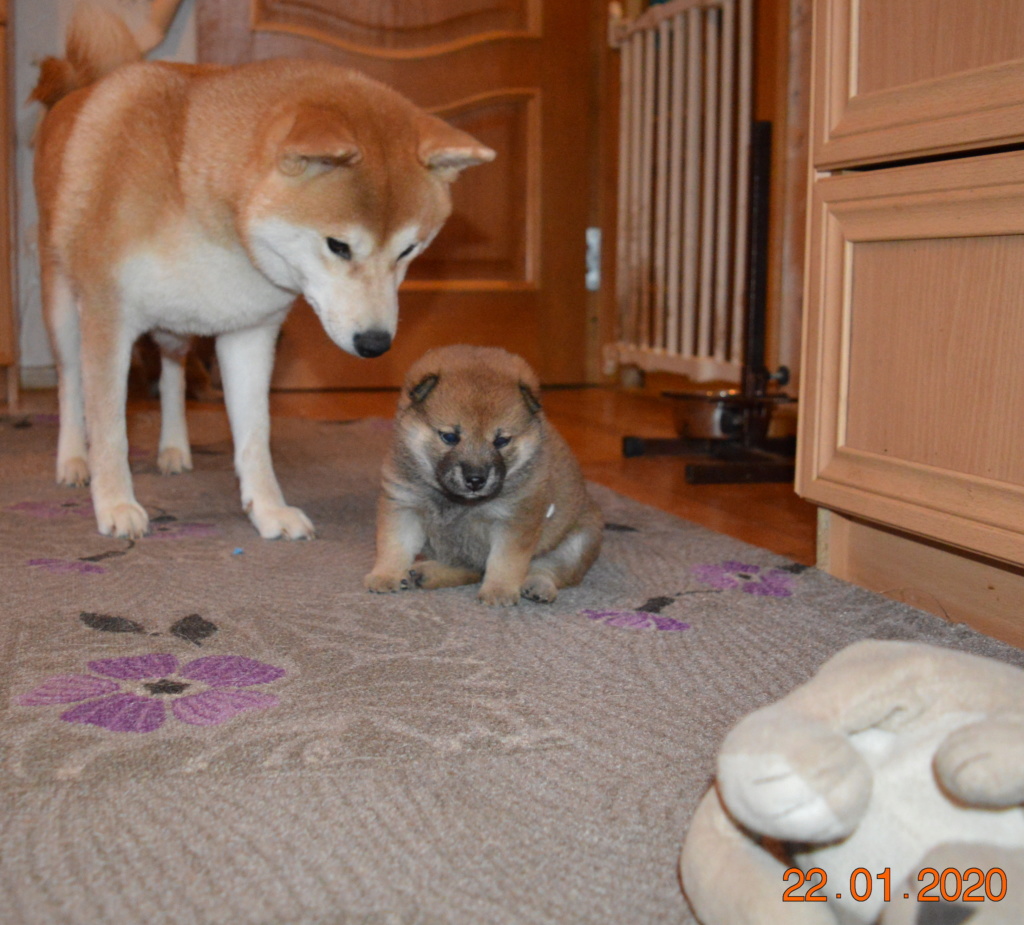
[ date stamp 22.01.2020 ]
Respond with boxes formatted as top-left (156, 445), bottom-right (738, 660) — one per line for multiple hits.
top-left (783, 866), bottom-right (1007, 905)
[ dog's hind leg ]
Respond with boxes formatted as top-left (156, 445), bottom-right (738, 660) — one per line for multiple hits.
top-left (410, 561), bottom-right (483, 590)
top-left (521, 515), bottom-right (604, 603)
top-left (216, 321), bottom-right (314, 539)
top-left (149, 329), bottom-right (193, 475)
top-left (41, 262), bottom-right (89, 487)
top-left (79, 294), bottom-right (150, 538)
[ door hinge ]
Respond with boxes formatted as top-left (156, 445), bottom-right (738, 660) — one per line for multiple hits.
top-left (585, 227), bottom-right (601, 291)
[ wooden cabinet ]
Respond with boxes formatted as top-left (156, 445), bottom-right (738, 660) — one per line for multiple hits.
top-left (797, 0), bottom-right (1024, 647)
top-left (0, 0), bottom-right (15, 406)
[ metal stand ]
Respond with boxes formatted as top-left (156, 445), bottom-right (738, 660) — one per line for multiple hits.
top-left (622, 433), bottom-right (796, 484)
top-left (621, 121), bottom-right (795, 484)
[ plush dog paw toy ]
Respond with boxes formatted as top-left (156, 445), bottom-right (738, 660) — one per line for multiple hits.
top-left (680, 639), bottom-right (1024, 924)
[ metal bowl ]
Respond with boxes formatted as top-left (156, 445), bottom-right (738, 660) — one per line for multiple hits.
top-left (663, 389), bottom-right (788, 442)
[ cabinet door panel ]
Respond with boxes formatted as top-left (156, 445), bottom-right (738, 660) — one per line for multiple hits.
top-left (797, 151), bottom-right (1024, 565)
top-left (813, 0), bottom-right (1024, 168)
top-left (847, 235), bottom-right (1024, 485)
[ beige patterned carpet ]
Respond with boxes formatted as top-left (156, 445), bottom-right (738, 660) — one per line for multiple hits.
top-left (2, 409), bottom-right (1021, 924)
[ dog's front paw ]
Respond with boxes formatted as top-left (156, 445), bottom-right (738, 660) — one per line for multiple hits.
top-left (158, 446), bottom-right (193, 475)
top-left (478, 581), bottom-right (521, 607)
top-left (248, 504), bottom-right (315, 540)
top-left (57, 457), bottom-right (90, 487)
top-left (521, 574), bottom-right (558, 603)
top-left (95, 501), bottom-right (150, 538)
top-left (364, 571), bottom-right (411, 593)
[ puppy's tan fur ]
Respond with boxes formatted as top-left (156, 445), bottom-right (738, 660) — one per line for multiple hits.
top-left (33, 3), bottom-right (493, 540)
top-left (365, 346), bottom-right (603, 606)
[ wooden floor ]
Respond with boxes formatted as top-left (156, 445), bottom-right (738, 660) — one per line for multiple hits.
top-left (7, 386), bottom-right (818, 566)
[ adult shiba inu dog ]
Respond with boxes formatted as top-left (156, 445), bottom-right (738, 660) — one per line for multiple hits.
top-left (365, 346), bottom-right (603, 606)
top-left (32, 4), bottom-right (494, 540)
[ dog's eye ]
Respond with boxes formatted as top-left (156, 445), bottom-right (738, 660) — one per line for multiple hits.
top-left (326, 238), bottom-right (352, 260)
top-left (439, 431), bottom-right (460, 446)
top-left (398, 243), bottom-right (417, 260)
top-left (493, 435), bottom-right (511, 449)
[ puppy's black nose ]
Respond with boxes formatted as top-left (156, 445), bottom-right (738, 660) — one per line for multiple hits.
top-left (353, 329), bottom-right (392, 358)
top-left (462, 465), bottom-right (489, 492)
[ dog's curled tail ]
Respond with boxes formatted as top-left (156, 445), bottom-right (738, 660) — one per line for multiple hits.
top-left (30, 2), bottom-right (144, 109)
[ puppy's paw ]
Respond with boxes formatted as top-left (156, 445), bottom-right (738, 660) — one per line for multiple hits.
top-left (364, 571), bottom-right (410, 594)
top-left (95, 501), bottom-right (150, 539)
top-left (249, 504), bottom-right (315, 540)
top-left (521, 574), bottom-right (558, 603)
top-left (57, 457), bottom-right (90, 487)
top-left (478, 582), bottom-right (521, 607)
top-left (158, 446), bottom-right (193, 476)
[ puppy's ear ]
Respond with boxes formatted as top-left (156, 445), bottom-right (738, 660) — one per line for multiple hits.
top-left (409, 374), bottom-right (440, 405)
top-left (278, 105), bottom-right (363, 176)
top-left (417, 116), bottom-right (496, 181)
top-left (519, 383), bottom-right (542, 416)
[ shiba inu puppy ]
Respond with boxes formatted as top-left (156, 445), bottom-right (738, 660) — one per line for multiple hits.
top-left (32, 4), bottom-right (494, 540)
top-left (365, 346), bottom-right (603, 606)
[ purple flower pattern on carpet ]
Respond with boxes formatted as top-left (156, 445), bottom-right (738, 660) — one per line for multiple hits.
top-left (7, 499), bottom-right (92, 518)
top-left (18, 654), bottom-right (285, 733)
top-left (583, 609), bottom-right (690, 631)
top-left (692, 560), bottom-right (795, 597)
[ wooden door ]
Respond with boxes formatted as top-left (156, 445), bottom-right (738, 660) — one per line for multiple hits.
top-left (0, 0), bottom-right (16, 405)
top-left (197, 0), bottom-right (600, 388)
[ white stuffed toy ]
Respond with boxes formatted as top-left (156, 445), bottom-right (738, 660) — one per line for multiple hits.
top-left (681, 639), bottom-right (1024, 924)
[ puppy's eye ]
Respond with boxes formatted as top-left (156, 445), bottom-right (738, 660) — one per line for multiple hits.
top-left (439, 431), bottom-right (460, 446)
top-left (398, 243), bottom-right (418, 260)
top-left (326, 238), bottom-right (352, 260)
top-left (493, 435), bottom-right (511, 449)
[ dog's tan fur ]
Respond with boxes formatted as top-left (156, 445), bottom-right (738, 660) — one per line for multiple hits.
top-left (365, 346), bottom-right (603, 606)
top-left (33, 3), bottom-right (493, 540)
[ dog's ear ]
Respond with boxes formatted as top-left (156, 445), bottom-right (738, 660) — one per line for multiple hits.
top-left (519, 383), bottom-right (542, 416)
top-left (278, 106), bottom-right (363, 177)
top-left (417, 116), bottom-right (496, 181)
top-left (409, 373), bottom-right (440, 405)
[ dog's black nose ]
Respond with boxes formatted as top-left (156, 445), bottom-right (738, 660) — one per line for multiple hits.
top-left (353, 330), bottom-right (392, 358)
top-left (462, 465), bottom-right (489, 492)
top-left (465, 474), bottom-right (487, 492)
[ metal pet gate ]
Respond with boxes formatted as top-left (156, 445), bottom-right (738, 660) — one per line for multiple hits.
top-left (606, 0), bottom-right (794, 483)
